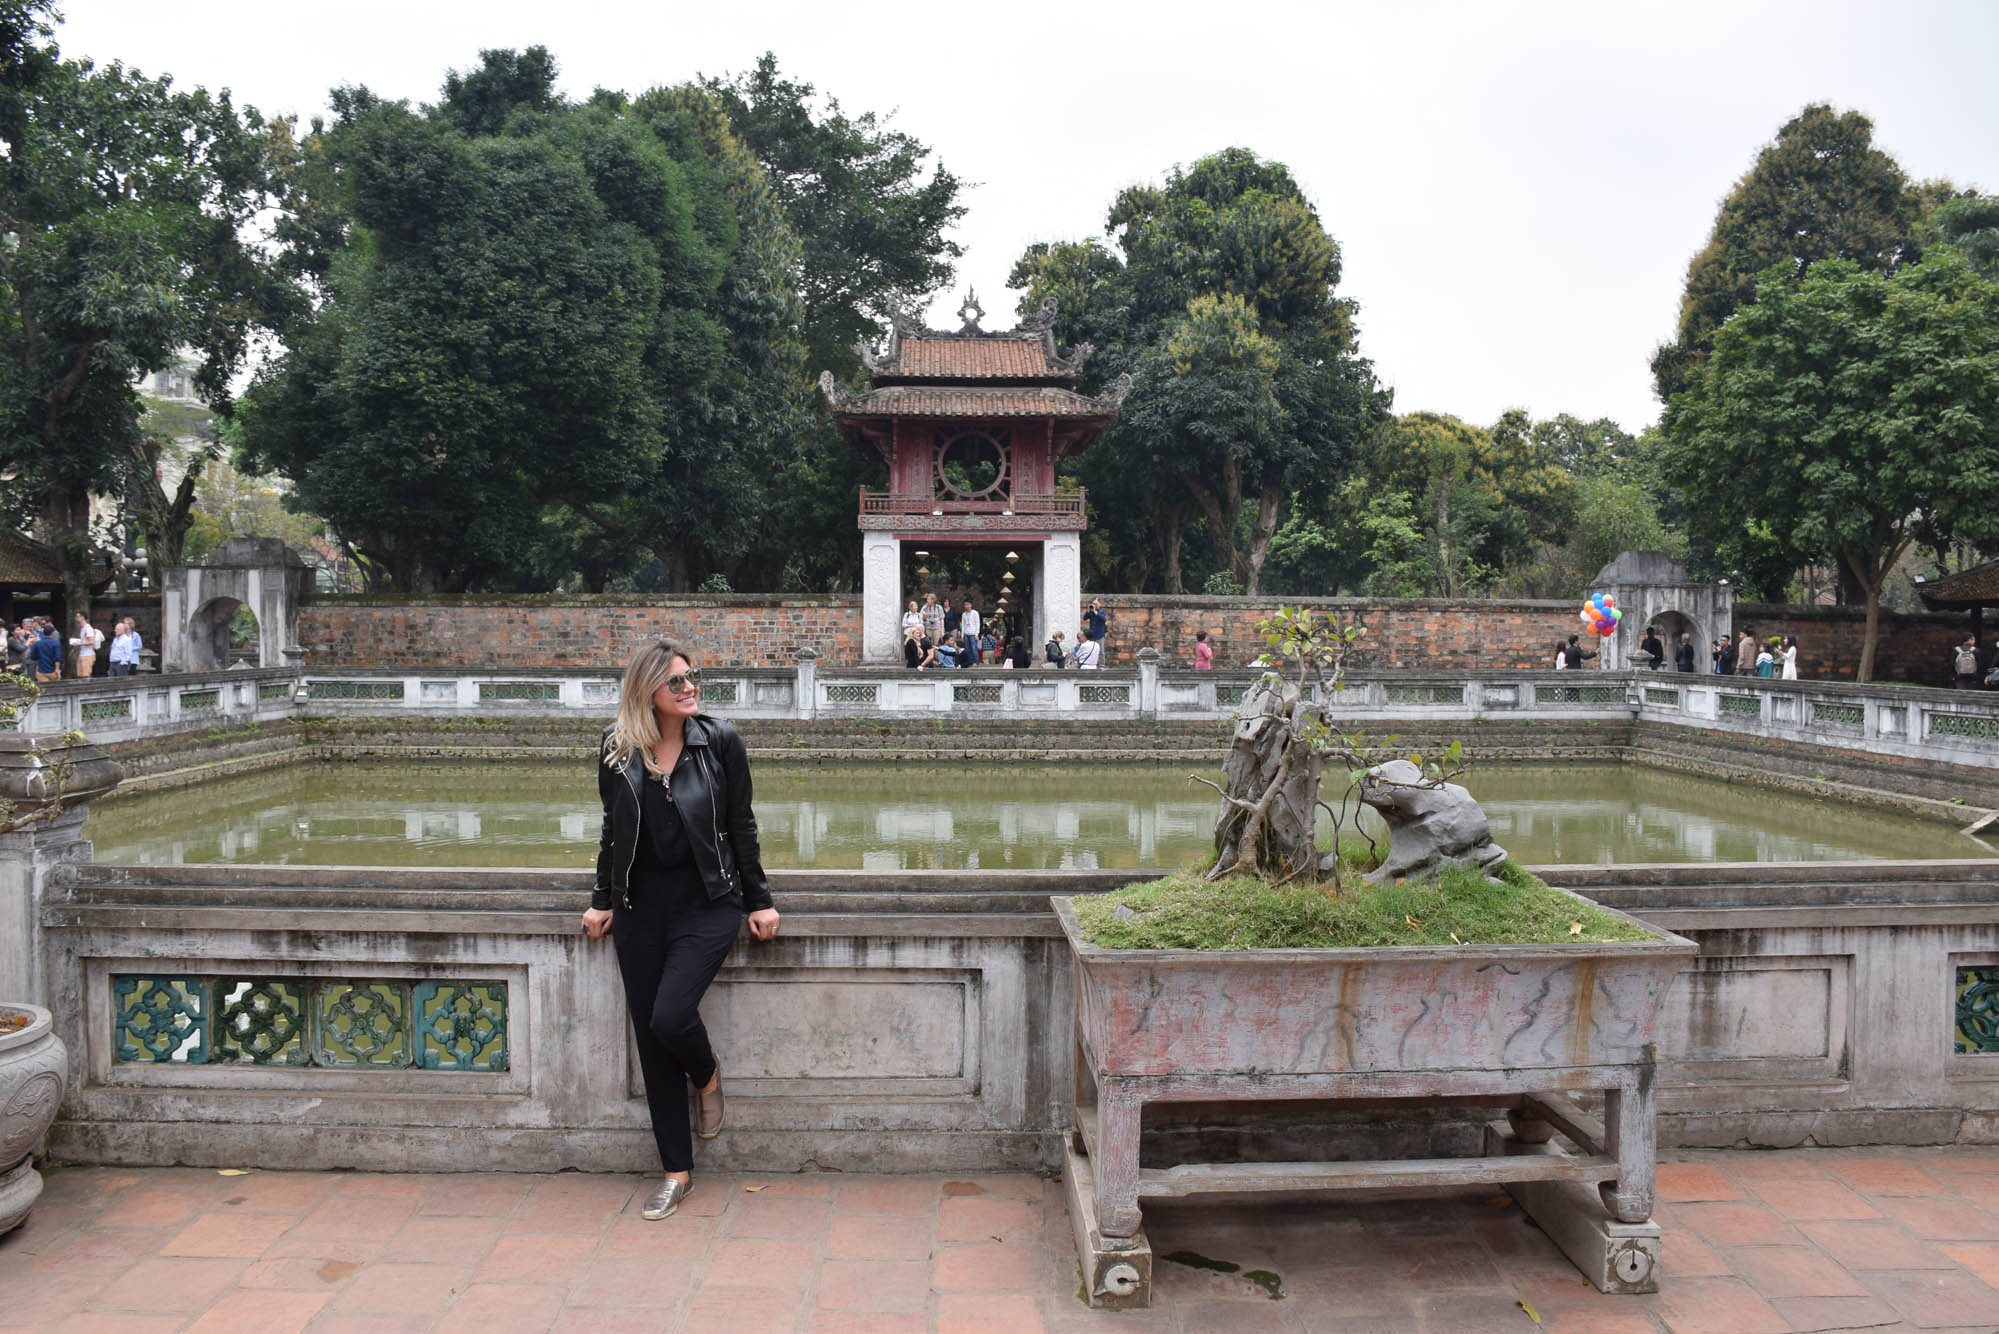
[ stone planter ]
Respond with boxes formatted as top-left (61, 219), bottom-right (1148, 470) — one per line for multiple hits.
top-left (0, 1003), bottom-right (66, 1234)
top-left (1052, 891), bottom-right (1697, 1305)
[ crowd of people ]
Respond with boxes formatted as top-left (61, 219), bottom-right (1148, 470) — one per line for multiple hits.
top-left (4, 614), bottom-right (142, 682)
top-left (899, 594), bottom-right (1130, 670)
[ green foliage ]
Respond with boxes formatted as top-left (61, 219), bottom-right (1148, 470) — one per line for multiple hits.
top-left (1666, 250), bottom-right (1999, 680)
top-left (1010, 149), bottom-right (1385, 594)
top-left (1933, 193), bottom-right (1999, 281)
top-left (0, 2), bottom-right (301, 612)
top-left (1069, 865), bottom-right (1653, 950)
top-left (1652, 103), bottom-right (1921, 403)
top-left (1200, 569), bottom-right (1242, 596)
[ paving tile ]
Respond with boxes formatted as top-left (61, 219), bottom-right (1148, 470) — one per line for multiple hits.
top-left (959, 1176), bottom-right (1046, 1202)
top-left (475, 1234), bottom-right (600, 1283)
top-left (327, 1260), bottom-right (471, 1313)
top-left (598, 1214), bottom-right (717, 1260)
top-left (684, 1282), bottom-right (801, 1331)
top-left (827, 1212), bottom-right (934, 1262)
top-left (417, 1175), bottom-right (535, 1219)
top-left (0, 1269), bottom-right (94, 1328)
top-left (257, 1232), bottom-right (387, 1263)
top-left (287, 1192), bottom-right (419, 1241)
top-left (939, 1194), bottom-right (1041, 1242)
top-left (1728, 1245), bottom-right (1869, 1298)
top-left (1656, 1163), bottom-right (1749, 1203)
top-left (237, 1254), bottom-right (364, 1289)
top-left (1743, 1177), bottom-right (1881, 1221)
top-left (88, 1256), bottom-right (246, 1314)
top-left (551, 1313), bottom-right (674, 1334)
top-left (209, 1170), bottom-right (338, 1214)
top-left (833, 1177), bottom-right (941, 1215)
top-left (1946, 1173), bottom-right (1999, 1213)
top-left (1535, 1306), bottom-right (1667, 1333)
top-left (698, 1238), bottom-right (819, 1291)
top-left (160, 1209), bottom-right (296, 1258)
top-left (45, 1315), bottom-right (186, 1334)
top-left (816, 1258), bottom-right (930, 1311)
top-left (331, 1173), bottom-right (432, 1199)
top-left (1825, 1158), bottom-right (1947, 1197)
top-left (1766, 1294), bottom-right (1905, 1331)
top-left (740, 1174), bottom-right (834, 1198)
top-left (1647, 1275), bottom-right (1790, 1333)
top-left (1726, 1155), bottom-right (1829, 1180)
top-left (1168, 1297), bottom-right (1290, 1331)
top-left (932, 1237), bottom-right (1050, 1291)
top-left (182, 1289), bottom-right (328, 1334)
top-left (92, 1185), bottom-right (206, 1230)
top-left (1801, 1226), bottom-right (1953, 1286)
top-left (1872, 1194), bottom-right (1999, 1241)
top-left (717, 1195), bottom-right (831, 1241)
top-left (1674, 1201), bottom-right (1803, 1248)
top-left (565, 1257), bottom-right (699, 1308)
top-left (1936, 1240), bottom-right (1999, 1287)
top-left (1658, 1230), bottom-right (1730, 1279)
top-left (809, 1311), bottom-right (928, 1333)
top-left (301, 1315), bottom-right (434, 1334)
top-left (1862, 1268), bottom-right (1999, 1327)
top-left (936, 1292), bottom-right (1047, 1334)
top-left (433, 1281), bottom-right (568, 1334)
top-left (388, 1216), bottom-right (502, 1267)
top-left (28, 1227), bottom-right (167, 1274)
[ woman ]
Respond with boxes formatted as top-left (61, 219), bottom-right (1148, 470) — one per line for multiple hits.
top-left (902, 624), bottom-right (925, 669)
top-left (1780, 636), bottom-right (1799, 681)
top-left (900, 600), bottom-right (922, 638)
top-left (1193, 631), bottom-right (1213, 670)
top-left (581, 639), bottom-right (780, 1221)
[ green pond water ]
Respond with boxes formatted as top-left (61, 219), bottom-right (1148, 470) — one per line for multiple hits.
top-left (83, 761), bottom-right (1984, 869)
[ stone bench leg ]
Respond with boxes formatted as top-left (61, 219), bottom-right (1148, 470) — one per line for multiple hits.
top-left (1599, 1069), bottom-right (1657, 1224)
top-left (1094, 1078), bottom-right (1144, 1240)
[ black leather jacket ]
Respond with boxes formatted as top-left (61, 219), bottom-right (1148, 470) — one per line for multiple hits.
top-left (592, 714), bottom-right (773, 913)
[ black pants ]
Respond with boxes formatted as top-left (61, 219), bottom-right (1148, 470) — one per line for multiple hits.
top-left (612, 864), bottom-right (742, 1172)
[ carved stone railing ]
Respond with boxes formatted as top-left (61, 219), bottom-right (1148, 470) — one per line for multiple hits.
top-left (859, 489), bottom-right (1086, 517)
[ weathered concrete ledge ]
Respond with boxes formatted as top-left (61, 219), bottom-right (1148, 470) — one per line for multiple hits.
top-left (27, 860), bottom-right (1999, 1172)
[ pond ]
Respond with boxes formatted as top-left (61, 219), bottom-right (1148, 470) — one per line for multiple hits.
top-left (84, 760), bottom-right (1984, 870)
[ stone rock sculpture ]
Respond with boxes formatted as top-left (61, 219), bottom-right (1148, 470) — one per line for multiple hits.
top-left (1211, 672), bottom-right (1322, 880)
top-left (1357, 759), bottom-right (1507, 884)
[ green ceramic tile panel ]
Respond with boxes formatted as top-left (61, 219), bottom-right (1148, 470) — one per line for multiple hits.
top-left (1956, 967), bottom-right (1999, 1054)
top-left (413, 981), bottom-right (509, 1071)
top-left (113, 976), bottom-right (208, 1063)
top-left (213, 978), bottom-right (307, 1065)
top-left (312, 981), bottom-right (410, 1067)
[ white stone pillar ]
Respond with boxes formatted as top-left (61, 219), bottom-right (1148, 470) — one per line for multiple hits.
top-left (861, 532), bottom-right (902, 663)
top-left (1040, 534), bottom-right (1082, 657)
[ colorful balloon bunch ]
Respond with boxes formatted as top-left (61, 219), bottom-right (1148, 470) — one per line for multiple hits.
top-left (1579, 593), bottom-right (1621, 638)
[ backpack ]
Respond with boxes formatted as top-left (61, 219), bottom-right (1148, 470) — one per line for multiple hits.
top-left (1956, 644), bottom-right (1980, 675)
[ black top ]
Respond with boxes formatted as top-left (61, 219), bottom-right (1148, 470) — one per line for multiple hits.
top-left (635, 765), bottom-right (694, 872)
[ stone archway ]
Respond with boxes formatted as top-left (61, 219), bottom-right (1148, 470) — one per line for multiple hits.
top-left (161, 538), bottom-right (311, 674)
top-left (185, 596), bottom-right (242, 672)
top-left (1645, 609), bottom-right (1704, 670)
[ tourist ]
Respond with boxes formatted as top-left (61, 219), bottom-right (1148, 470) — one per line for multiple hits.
top-left (902, 624), bottom-right (924, 669)
top-left (29, 621), bottom-right (62, 683)
top-left (1194, 631), bottom-right (1213, 670)
top-left (580, 639), bottom-right (779, 1222)
top-left (1755, 642), bottom-right (1776, 677)
top-left (1954, 635), bottom-right (1982, 690)
top-left (942, 598), bottom-right (962, 643)
top-left (1711, 639), bottom-right (1727, 673)
top-left (1073, 635), bottom-right (1102, 669)
top-left (1736, 630), bottom-right (1757, 676)
top-left (900, 600), bottom-right (922, 638)
top-left (109, 620), bottom-right (140, 677)
top-left (1675, 634), bottom-right (1696, 673)
top-left (1083, 598), bottom-right (1108, 655)
top-left (1780, 636), bottom-right (1799, 681)
top-left (1004, 636), bottom-right (1032, 669)
top-left (4, 621), bottom-right (27, 676)
top-left (960, 599), bottom-right (982, 664)
top-left (916, 631), bottom-right (940, 670)
top-left (1560, 634), bottom-right (1596, 670)
top-left (1640, 626), bottom-right (1665, 670)
top-left (979, 625), bottom-right (998, 665)
top-left (936, 631), bottom-right (962, 669)
top-left (920, 592), bottom-right (944, 645)
top-left (1044, 629), bottom-right (1068, 668)
top-left (70, 612), bottom-right (103, 679)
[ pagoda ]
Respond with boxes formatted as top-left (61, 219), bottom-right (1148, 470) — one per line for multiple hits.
top-left (820, 293), bottom-right (1131, 662)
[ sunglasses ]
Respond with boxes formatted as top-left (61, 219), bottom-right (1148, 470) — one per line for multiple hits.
top-left (664, 669), bottom-right (702, 694)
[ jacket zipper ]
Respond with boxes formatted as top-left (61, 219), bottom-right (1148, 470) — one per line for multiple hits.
top-left (701, 746), bottom-right (733, 889)
top-left (619, 753), bottom-right (643, 910)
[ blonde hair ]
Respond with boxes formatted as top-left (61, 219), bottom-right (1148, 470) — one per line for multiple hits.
top-left (605, 638), bottom-right (694, 776)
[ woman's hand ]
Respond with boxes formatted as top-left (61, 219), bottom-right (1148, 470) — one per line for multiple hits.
top-left (581, 907), bottom-right (614, 940)
top-left (747, 908), bottom-right (780, 942)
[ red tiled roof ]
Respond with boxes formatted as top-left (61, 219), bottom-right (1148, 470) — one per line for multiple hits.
top-left (887, 338), bottom-right (1064, 380)
top-left (0, 532), bottom-right (62, 584)
top-left (832, 386), bottom-right (1117, 419)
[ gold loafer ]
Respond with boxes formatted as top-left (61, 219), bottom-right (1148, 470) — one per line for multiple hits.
top-left (695, 1060), bottom-right (724, 1140)
top-left (642, 1177), bottom-right (690, 1220)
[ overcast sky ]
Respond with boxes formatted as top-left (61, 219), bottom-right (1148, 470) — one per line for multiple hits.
top-left (57, 0), bottom-right (1999, 432)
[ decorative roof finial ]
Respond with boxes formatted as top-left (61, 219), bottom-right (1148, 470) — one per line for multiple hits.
top-left (956, 289), bottom-right (985, 334)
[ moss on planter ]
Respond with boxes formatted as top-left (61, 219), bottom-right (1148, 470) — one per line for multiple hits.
top-left (1070, 862), bottom-right (1654, 950)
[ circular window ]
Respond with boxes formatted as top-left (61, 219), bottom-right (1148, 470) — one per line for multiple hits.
top-left (936, 432), bottom-right (1009, 499)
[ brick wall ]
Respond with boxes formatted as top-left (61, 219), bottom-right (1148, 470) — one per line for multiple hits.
top-left (297, 595), bottom-right (863, 668)
top-left (290, 592), bottom-right (1976, 682)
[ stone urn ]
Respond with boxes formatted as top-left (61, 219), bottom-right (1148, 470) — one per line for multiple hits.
top-left (0, 1003), bottom-right (66, 1234)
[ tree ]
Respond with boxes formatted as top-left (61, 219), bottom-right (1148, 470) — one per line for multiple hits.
top-left (1666, 251), bottom-right (1999, 680)
top-left (1933, 193), bottom-right (1999, 280)
top-left (1011, 149), bottom-right (1384, 594)
top-left (0, 2), bottom-right (299, 618)
top-left (1652, 104), bottom-right (1919, 404)
top-left (129, 396), bottom-right (218, 567)
top-left (239, 52), bottom-right (806, 592)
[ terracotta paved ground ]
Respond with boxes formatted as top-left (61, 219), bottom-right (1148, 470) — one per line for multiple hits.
top-left (3, 1147), bottom-right (1998, 1333)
